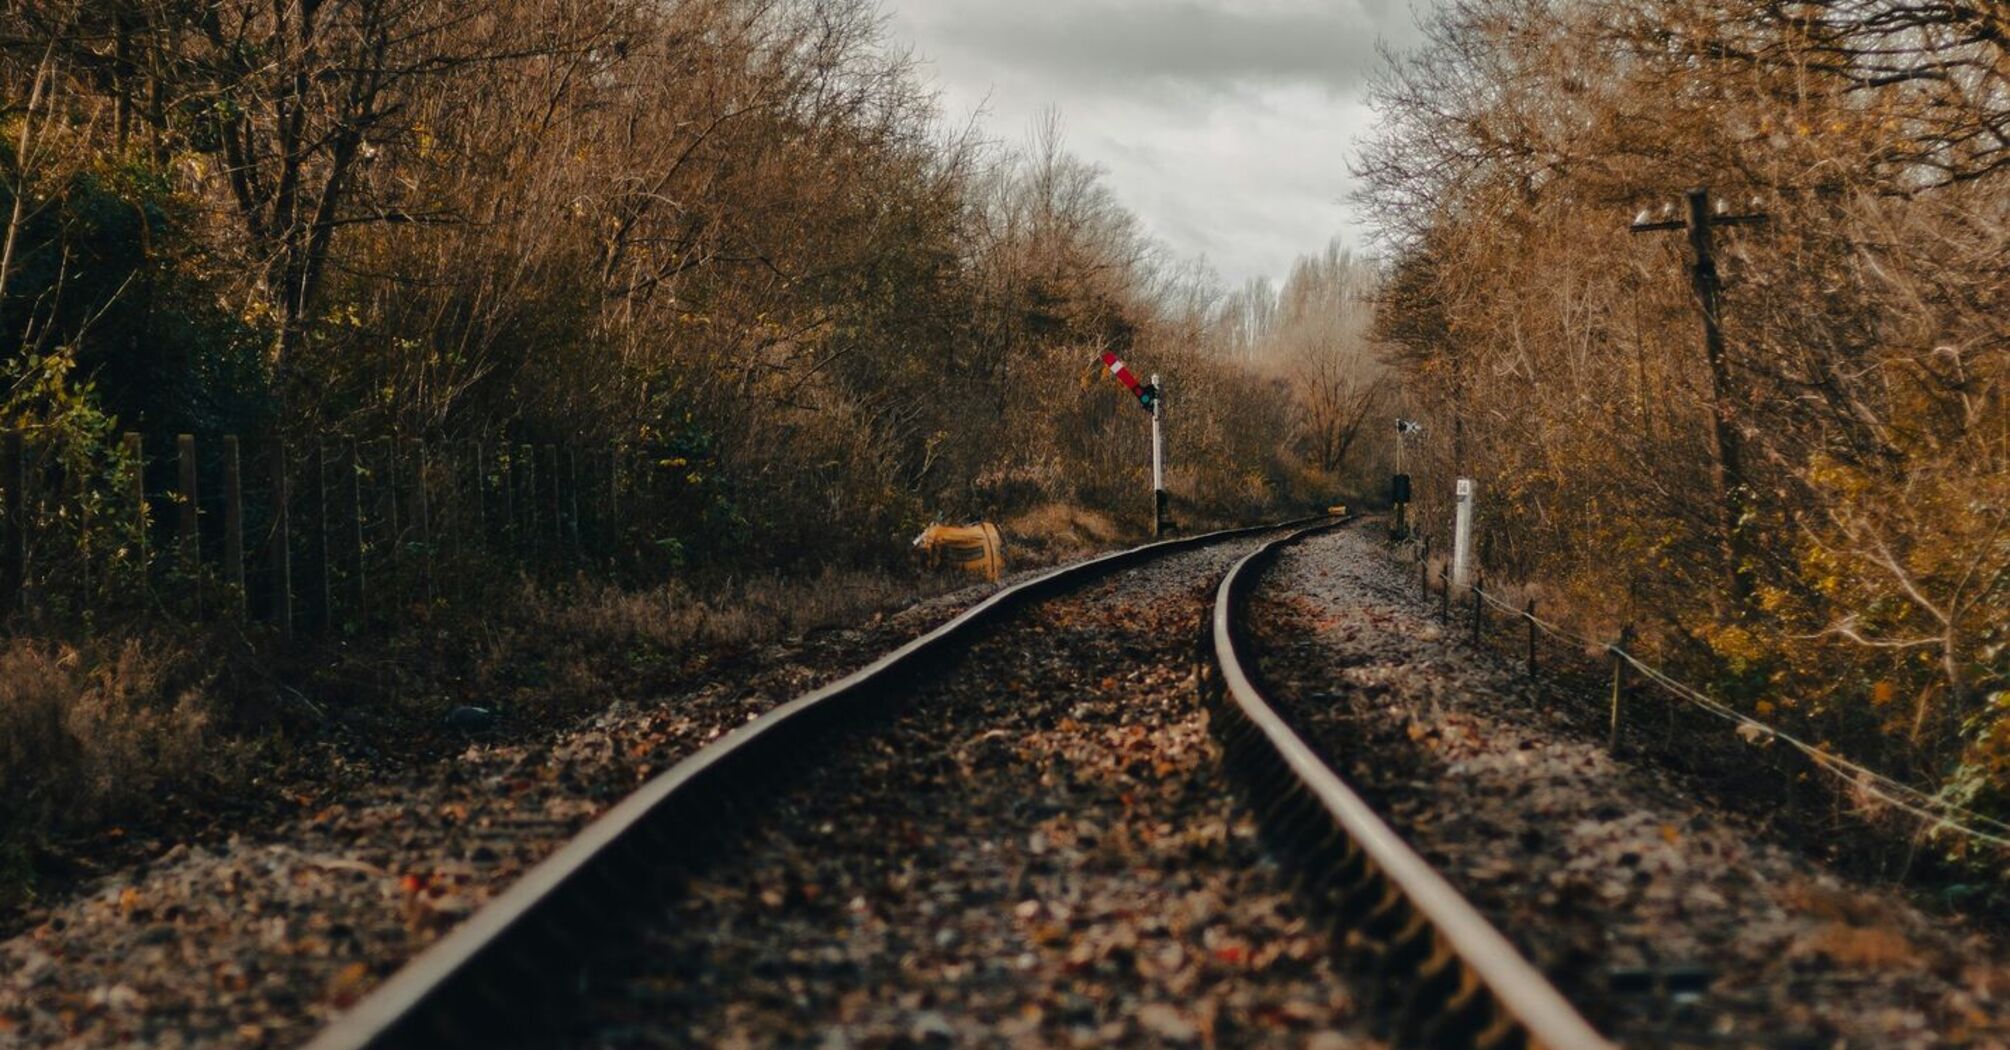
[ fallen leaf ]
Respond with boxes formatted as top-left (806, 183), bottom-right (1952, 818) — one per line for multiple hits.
top-left (327, 962), bottom-right (372, 1007)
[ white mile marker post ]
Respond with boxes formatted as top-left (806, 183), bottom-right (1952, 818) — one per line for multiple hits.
top-left (1150, 373), bottom-right (1167, 537)
top-left (1452, 477), bottom-right (1474, 592)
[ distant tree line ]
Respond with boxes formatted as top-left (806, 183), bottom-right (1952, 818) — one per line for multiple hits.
top-left (0, 0), bottom-right (1372, 588)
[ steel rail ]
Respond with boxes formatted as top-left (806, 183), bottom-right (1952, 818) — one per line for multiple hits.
top-left (1203, 521), bottom-right (1614, 1050)
top-left (305, 515), bottom-right (1325, 1050)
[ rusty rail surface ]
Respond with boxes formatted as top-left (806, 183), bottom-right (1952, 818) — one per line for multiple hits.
top-left (1202, 520), bottom-right (1613, 1050)
top-left (304, 516), bottom-right (1323, 1050)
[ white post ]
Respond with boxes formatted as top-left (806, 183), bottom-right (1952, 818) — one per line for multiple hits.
top-left (1150, 373), bottom-right (1166, 536)
top-left (1451, 477), bottom-right (1474, 591)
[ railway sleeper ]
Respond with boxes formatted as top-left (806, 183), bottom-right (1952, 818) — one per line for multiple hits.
top-left (1388, 943), bottom-right (1467, 1044)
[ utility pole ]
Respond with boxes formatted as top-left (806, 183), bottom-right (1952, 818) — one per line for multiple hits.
top-left (1150, 373), bottom-right (1167, 537)
top-left (1631, 186), bottom-right (1767, 608)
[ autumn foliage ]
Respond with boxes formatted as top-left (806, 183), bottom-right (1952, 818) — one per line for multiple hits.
top-left (0, 0), bottom-right (1339, 574)
top-left (1359, 0), bottom-right (2008, 850)
top-left (0, 0), bottom-right (1375, 892)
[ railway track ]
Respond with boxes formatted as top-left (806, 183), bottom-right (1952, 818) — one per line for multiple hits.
top-left (1204, 523), bottom-right (1610, 1050)
top-left (305, 518), bottom-right (1611, 1050)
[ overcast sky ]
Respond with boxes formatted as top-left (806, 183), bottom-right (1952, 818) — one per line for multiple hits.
top-left (885, 0), bottom-right (1430, 291)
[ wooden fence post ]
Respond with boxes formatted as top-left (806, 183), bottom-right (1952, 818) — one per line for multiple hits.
top-left (413, 439), bottom-right (433, 603)
top-left (606, 446), bottom-right (621, 559)
top-left (565, 446), bottom-right (581, 553)
top-left (411, 439), bottom-right (430, 549)
top-left (1608, 624), bottom-right (1635, 754)
top-left (544, 445), bottom-right (561, 551)
top-left (222, 435), bottom-right (245, 616)
top-left (177, 434), bottom-right (200, 616)
top-left (384, 438), bottom-right (402, 588)
top-left (60, 448), bottom-right (89, 610)
top-left (501, 443), bottom-right (517, 548)
top-left (520, 443), bottom-right (537, 549)
top-left (441, 440), bottom-right (459, 587)
top-left (123, 433), bottom-right (146, 595)
top-left (3, 431), bottom-right (24, 615)
top-left (312, 440), bottom-right (332, 630)
top-left (471, 440), bottom-right (488, 542)
top-left (1439, 565), bottom-right (1450, 622)
top-left (347, 439), bottom-right (367, 622)
top-left (1418, 537), bottom-right (1430, 602)
top-left (269, 440), bottom-right (292, 639)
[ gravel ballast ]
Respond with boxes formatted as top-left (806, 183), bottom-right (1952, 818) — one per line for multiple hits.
top-left (0, 577), bottom-right (1013, 1049)
top-left (1250, 524), bottom-right (2009, 1049)
top-left (567, 539), bottom-right (1373, 1049)
top-left (16, 519), bottom-right (1985, 1050)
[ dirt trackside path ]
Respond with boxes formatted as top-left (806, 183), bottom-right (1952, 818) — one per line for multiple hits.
top-left (1249, 524), bottom-right (2009, 1049)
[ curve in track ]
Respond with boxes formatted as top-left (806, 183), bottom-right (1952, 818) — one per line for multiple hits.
top-left (305, 516), bottom-right (1323, 1050)
top-left (1202, 520), bottom-right (1613, 1050)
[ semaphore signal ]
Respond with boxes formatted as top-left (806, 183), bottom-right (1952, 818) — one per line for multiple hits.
top-left (1096, 351), bottom-right (1168, 535)
top-left (1098, 351), bottom-right (1159, 413)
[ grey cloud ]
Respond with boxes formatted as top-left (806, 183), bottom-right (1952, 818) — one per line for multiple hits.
top-left (919, 1), bottom-right (1417, 97)
top-left (889, 0), bottom-right (1419, 284)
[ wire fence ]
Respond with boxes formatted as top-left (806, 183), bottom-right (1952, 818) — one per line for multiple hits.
top-left (1414, 551), bottom-right (2010, 853)
top-left (0, 429), bottom-right (695, 639)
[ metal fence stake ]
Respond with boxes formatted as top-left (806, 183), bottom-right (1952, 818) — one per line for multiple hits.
top-left (1526, 600), bottom-right (1538, 677)
top-left (223, 435), bottom-right (245, 617)
top-left (1471, 573), bottom-right (1483, 645)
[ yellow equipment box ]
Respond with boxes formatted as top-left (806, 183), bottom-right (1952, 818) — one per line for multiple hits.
top-left (913, 522), bottom-right (1006, 582)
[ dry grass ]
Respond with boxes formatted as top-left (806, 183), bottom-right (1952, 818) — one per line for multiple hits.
top-left (351, 563), bottom-right (987, 736)
top-left (1791, 922), bottom-right (1922, 970)
top-left (0, 560), bottom-right (1014, 912)
top-left (0, 640), bottom-right (219, 826)
top-left (1005, 503), bottom-right (1126, 558)
top-left (1782, 881), bottom-right (1925, 970)
top-left (523, 567), bottom-right (953, 654)
top-left (0, 637), bottom-right (234, 905)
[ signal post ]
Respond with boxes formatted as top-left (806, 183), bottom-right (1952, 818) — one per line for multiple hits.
top-left (1150, 373), bottom-right (1166, 537)
top-left (1097, 352), bottom-right (1167, 536)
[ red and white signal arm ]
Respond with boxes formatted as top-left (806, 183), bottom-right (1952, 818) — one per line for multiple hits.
top-left (1099, 352), bottom-right (1159, 412)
